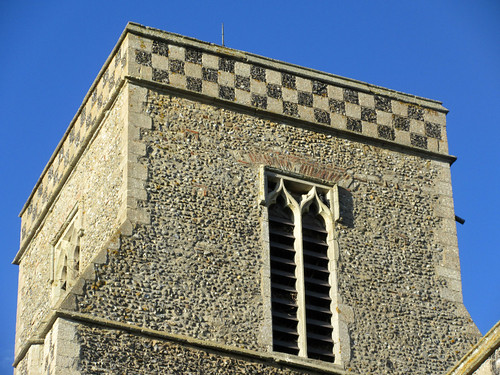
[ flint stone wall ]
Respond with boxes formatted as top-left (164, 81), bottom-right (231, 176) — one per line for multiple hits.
top-left (73, 86), bottom-right (479, 374)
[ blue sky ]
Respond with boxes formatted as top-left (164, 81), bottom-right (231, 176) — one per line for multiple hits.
top-left (0, 0), bottom-right (498, 372)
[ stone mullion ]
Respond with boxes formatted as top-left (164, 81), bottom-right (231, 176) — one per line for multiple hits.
top-left (280, 185), bottom-right (307, 359)
top-left (292, 204), bottom-right (308, 358)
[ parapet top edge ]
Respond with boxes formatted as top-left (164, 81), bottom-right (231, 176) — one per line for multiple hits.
top-left (125, 22), bottom-right (448, 113)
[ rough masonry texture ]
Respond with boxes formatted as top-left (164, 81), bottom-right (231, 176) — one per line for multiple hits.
top-left (14, 23), bottom-right (483, 374)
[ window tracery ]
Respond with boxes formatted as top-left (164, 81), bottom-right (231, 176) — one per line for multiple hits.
top-left (263, 172), bottom-right (340, 363)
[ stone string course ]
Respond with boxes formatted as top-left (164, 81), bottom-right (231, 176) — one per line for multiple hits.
top-left (76, 321), bottom-right (337, 374)
top-left (18, 22), bottom-right (449, 258)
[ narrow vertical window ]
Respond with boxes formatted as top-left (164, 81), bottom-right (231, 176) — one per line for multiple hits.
top-left (52, 210), bottom-right (83, 302)
top-left (302, 206), bottom-right (334, 362)
top-left (264, 172), bottom-right (339, 363)
top-left (269, 191), bottom-right (299, 355)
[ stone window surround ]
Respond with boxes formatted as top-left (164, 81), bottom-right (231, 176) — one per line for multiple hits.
top-left (260, 167), bottom-right (349, 366)
top-left (50, 205), bottom-right (83, 304)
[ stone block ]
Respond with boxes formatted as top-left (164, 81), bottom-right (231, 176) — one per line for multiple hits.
top-left (439, 287), bottom-right (463, 303)
top-left (435, 203), bottom-right (456, 220)
top-left (296, 76), bottom-right (312, 91)
top-left (126, 35), bottom-right (152, 51)
top-left (128, 187), bottom-right (148, 201)
top-left (128, 208), bottom-right (150, 225)
top-left (128, 163), bottom-right (148, 180)
top-left (235, 62), bottom-right (250, 76)
top-left (267, 97), bottom-right (282, 113)
top-left (169, 73), bottom-right (186, 89)
top-left (127, 176), bottom-right (146, 190)
top-left (427, 137), bottom-right (439, 152)
top-left (168, 45), bottom-right (185, 60)
top-left (410, 119), bottom-right (425, 135)
top-left (394, 129), bottom-right (411, 146)
top-left (377, 110), bottom-right (392, 126)
top-left (129, 111), bottom-right (152, 130)
top-left (202, 53), bottom-right (218, 69)
top-left (129, 140), bottom-right (146, 156)
top-left (424, 109), bottom-right (446, 125)
top-left (392, 100), bottom-right (408, 116)
top-left (250, 80), bottom-right (266, 96)
top-left (358, 92), bottom-right (374, 108)
top-left (185, 61), bottom-right (202, 78)
top-left (202, 81), bottom-right (218, 97)
top-left (362, 121), bottom-right (377, 138)
top-left (235, 89), bottom-right (251, 106)
top-left (313, 95), bottom-right (329, 111)
top-left (345, 102), bottom-right (361, 119)
top-left (330, 113), bottom-right (347, 129)
top-left (151, 54), bottom-right (168, 71)
top-left (298, 106), bottom-right (314, 122)
top-left (327, 85), bottom-right (343, 101)
top-left (436, 265), bottom-right (462, 280)
top-left (266, 69), bottom-right (280, 85)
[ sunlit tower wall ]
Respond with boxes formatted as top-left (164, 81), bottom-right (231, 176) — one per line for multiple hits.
top-left (13, 23), bottom-right (481, 374)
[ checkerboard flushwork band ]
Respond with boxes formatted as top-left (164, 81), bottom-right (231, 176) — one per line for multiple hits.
top-left (20, 30), bottom-right (448, 249)
top-left (130, 37), bottom-right (446, 156)
top-left (20, 46), bottom-right (127, 244)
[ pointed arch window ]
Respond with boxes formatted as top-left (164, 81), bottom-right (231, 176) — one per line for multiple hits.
top-left (263, 171), bottom-right (340, 363)
top-left (51, 210), bottom-right (82, 302)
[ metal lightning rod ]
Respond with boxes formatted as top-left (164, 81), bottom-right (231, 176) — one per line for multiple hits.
top-left (222, 23), bottom-right (225, 46)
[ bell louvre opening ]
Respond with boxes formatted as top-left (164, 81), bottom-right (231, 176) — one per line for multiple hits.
top-left (302, 207), bottom-right (334, 362)
top-left (265, 174), bottom-right (337, 363)
top-left (269, 195), bottom-right (299, 355)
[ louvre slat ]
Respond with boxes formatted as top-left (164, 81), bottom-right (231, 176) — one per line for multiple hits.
top-left (273, 325), bottom-right (299, 335)
top-left (306, 317), bottom-right (333, 328)
top-left (302, 223), bottom-right (328, 233)
top-left (270, 255), bottom-right (295, 265)
top-left (273, 340), bottom-right (299, 350)
top-left (305, 304), bottom-right (331, 314)
top-left (302, 235), bottom-right (328, 246)
top-left (305, 277), bottom-right (330, 287)
top-left (305, 289), bottom-right (331, 302)
top-left (303, 249), bottom-right (329, 260)
top-left (307, 332), bottom-right (333, 342)
top-left (271, 268), bottom-right (295, 279)
top-left (308, 348), bottom-right (334, 358)
top-left (307, 346), bottom-right (334, 356)
top-left (272, 296), bottom-right (298, 307)
top-left (269, 215), bottom-right (294, 226)
top-left (273, 311), bottom-right (299, 321)
top-left (270, 241), bottom-right (295, 251)
top-left (269, 228), bottom-right (295, 239)
top-left (304, 263), bottom-right (329, 272)
top-left (271, 282), bottom-right (297, 293)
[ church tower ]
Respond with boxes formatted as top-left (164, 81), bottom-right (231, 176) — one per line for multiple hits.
top-left (14, 23), bottom-right (480, 374)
